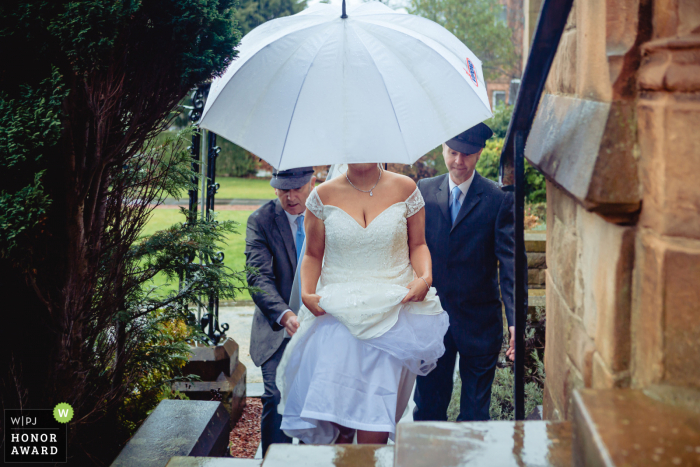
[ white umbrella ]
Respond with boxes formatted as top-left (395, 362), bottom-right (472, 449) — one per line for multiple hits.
top-left (200, 1), bottom-right (492, 170)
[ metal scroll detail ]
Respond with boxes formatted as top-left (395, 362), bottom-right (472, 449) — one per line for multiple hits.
top-left (181, 82), bottom-right (229, 345)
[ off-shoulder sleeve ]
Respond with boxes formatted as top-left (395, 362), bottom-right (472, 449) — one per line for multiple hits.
top-left (405, 187), bottom-right (425, 218)
top-left (305, 188), bottom-right (324, 220)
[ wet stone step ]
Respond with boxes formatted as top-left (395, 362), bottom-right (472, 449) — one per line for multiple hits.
top-left (261, 444), bottom-right (393, 467)
top-left (110, 400), bottom-right (230, 467)
top-left (573, 389), bottom-right (700, 466)
top-left (394, 421), bottom-right (572, 467)
top-left (166, 457), bottom-right (261, 466)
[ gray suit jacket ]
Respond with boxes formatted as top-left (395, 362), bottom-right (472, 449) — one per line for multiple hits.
top-left (245, 199), bottom-right (298, 366)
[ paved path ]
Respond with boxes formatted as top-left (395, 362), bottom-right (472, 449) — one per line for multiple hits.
top-left (218, 305), bottom-right (263, 385)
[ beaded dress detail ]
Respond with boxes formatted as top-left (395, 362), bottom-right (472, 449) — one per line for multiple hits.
top-left (276, 187), bottom-right (449, 443)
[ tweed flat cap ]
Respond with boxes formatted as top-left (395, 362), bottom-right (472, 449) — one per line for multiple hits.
top-left (270, 167), bottom-right (315, 190)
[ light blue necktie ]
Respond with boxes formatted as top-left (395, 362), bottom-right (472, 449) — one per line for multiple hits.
top-left (450, 186), bottom-right (462, 224)
top-left (295, 215), bottom-right (305, 300)
top-left (295, 215), bottom-right (305, 263)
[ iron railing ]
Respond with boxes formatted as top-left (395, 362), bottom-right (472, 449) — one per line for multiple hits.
top-left (500, 0), bottom-right (574, 420)
top-left (183, 83), bottom-right (229, 345)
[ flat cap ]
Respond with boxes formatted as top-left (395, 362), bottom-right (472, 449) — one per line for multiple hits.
top-left (270, 167), bottom-right (315, 190)
top-left (445, 122), bottom-right (494, 155)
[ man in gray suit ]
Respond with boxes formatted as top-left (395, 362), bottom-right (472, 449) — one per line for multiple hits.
top-left (245, 167), bottom-right (316, 454)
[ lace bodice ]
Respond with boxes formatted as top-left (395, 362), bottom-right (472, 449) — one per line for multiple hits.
top-left (306, 187), bottom-right (424, 289)
top-left (276, 186), bottom-right (442, 408)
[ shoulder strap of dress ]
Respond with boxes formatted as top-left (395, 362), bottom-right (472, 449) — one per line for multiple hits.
top-left (305, 187), bottom-right (324, 220)
top-left (405, 187), bottom-right (425, 218)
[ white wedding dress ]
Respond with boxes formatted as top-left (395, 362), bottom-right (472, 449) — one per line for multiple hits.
top-left (276, 187), bottom-right (449, 443)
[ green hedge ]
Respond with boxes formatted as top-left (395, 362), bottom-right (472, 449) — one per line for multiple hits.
top-left (216, 137), bottom-right (258, 177)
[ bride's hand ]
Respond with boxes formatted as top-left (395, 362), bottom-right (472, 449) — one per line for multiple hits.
top-left (302, 293), bottom-right (326, 317)
top-left (401, 277), bottom-right (430, 304)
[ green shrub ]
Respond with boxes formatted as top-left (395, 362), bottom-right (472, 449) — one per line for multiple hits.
top-left (216, 137), bottom-right (258, 177)
top-left (447, 306), bottom-right (547, 421)
top-left (485, 102), bottom-right (513, 139)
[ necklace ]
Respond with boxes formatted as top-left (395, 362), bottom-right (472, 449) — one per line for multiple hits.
top-left (345, 165), bottom-right (382, 197)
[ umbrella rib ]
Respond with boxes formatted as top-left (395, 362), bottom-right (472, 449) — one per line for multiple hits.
top-left (276, 25), bottom-right (338, 169)
top-left (349, 23), bottom-right (410, 162)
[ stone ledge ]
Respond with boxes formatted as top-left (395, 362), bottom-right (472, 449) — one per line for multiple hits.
top-left (173, 363), bottom-right (247, 427)
top-left (525, 232), bottom-right (547, 252)
top-left (394, 421), bottom-right (572, 467)
top-left (525, 94), bottom-right (640, 223)
top-left (573, 389), bottom-right (700, 466)
top-left (111, 400), bottom-right (230, 467)
top-left (639, 35), bottom-right (700, 93)
top-left (184, 338), bottom-right (240, 381)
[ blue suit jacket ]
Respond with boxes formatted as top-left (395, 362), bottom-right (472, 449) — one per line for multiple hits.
top-left (417, 172), bottom-right (516, 356)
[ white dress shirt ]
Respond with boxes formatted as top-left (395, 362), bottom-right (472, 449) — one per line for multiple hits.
top-left (448, 171), bottom-right (476, 207)
top-left (277, 209), bottom-right (306, 332)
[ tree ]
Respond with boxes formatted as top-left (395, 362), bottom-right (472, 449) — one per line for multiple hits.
top-left (408, 0), bottom-right (520, 81)
top-left (0, 0), bottom-right (241, 463)
top-left (234, 0), bottom-right (308, 36)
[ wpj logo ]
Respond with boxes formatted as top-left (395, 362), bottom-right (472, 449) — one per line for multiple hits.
top-left (4, 404), bottom-right (70, 463)
top-left (464, 57), bottom-right (478, 87)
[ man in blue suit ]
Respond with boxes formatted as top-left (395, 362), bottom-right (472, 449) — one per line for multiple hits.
top-left (413, 123), bottom-right (516, 421)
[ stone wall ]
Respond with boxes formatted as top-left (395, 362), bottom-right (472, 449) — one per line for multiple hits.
top-left (526, 0), bottom-right (700, 420)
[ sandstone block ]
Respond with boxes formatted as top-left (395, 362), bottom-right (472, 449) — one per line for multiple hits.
top-left (526, 95), bottom-right (640, 221)
top-left (592, 351), bottom-right (630, 389)
top-left (547, 217), bottom-right (577, 309)
top-left (545, 28), bottom-right (577, 95)
top-left (631, 231), bottom-right (665, 386)
top-left (565, 364), bottom-right (586, 421)
top-left (567, 321), bottom-right (595, 387)
top-left (649, 0), bottom-right (700, 39)
top-left (544, 272), bottom-right (574, 419)
top-left (638, 93), bottom-right (700, 239)
top-left (633, 231), bottom-right (700, 389)
top-left (527, 252), bottom-right (547, 269)
top-left (660, 240), bottom-right (700, 388)
top-left (547, 180), bottom-right (576, 227)
top-left (575, 0), bottom-right (613, 102)
top-left (183, 338), bottom-right (240, 381)
top-left (575, 208), bottom-right (634, 369)
top-left (527, 268), bottom-right (546, 287)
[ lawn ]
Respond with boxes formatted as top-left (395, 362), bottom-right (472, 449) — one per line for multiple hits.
top-left (212, 177), bottom-right (276, 200)
top-left (141, 208), bottom-right (255, 301)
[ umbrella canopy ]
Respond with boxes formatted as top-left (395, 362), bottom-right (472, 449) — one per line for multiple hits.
top-left (200, 2), bottom-right (492, 170)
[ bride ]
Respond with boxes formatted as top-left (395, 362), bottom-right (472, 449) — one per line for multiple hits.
top-left (275, 163), bottom-right (449, 444)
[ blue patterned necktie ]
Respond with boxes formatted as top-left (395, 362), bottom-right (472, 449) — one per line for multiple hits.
top-left (295, 215), bottom-right (305, 300)
top-left (295, 215), bottom-right (305, 263)
top-left (450, 186), bottom-right (462, 224)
